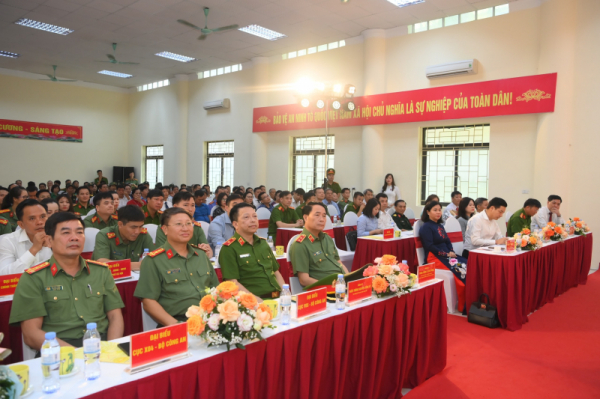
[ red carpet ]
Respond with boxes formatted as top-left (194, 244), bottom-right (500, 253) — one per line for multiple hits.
top-left (408, 272), bottom-right (600, 399)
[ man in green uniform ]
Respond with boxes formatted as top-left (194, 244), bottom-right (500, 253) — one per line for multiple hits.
top-left (338, 188), bottom-right (351, 212)
top-left (9, 212), bottom-right (124, 349)
top-left (392, 200), bottom-right (413, 231)
top-left (134, 208), bottom-right (220, 326)
top-left (290, 202), bottom-right (348, 286)
top-left (0, 217), bottom-right (11, 236)
top-left (73, 186), bottom-right (93, 217)
top-left (219, 203), bottom-right (285, 299)
top-left (93, 170), bottom-right (108, 186)
top-left (125, 171), bottom-right (138, 186)
top-left (83, 192), bottom-right (118, 229)
top-left (141, 189), bottom-right (164, 225)
top-left (322, 168), bottom-right (342, 194)
top-left (506, 198), bottom-right (542, 237)
top-left (342, 191), bottom-right (365, 221)
top-left (268, 191), bottom-right (303, 239)
top-left (0, 187), bottom-right (28, 231)
top-left (296, 191), bottom-right (316, 220)
top-left (92, 205), bottom-right (155, 271)
top-left (156, 191), bottom-right (212, 257)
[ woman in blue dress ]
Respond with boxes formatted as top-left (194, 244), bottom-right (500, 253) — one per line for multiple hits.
top-left (357, 199), bottom-right (383, 237)
top-left (419, 201), bottom-right (468, 313)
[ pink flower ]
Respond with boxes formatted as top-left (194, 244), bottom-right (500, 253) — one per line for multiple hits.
top-left (396, 273), bottom-right (409, 288)
top-left (185, 305), bottom-right (201, 318)
top-left (373, 257), bottom-right (382, 264)
top-left (399, 264), bottom-right (410, 274)
top-left (449, 258), bottom-right (458, 266)
top-left (363, 266), bottom-right (379, 277)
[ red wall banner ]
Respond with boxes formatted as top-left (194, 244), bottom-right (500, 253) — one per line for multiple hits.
top-left (252, 73), bottom-right (557, 132)
top-left (0, 119), bottom-right (82, 142)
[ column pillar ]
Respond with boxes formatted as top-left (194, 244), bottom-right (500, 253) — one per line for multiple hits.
top-left (251, 57), bottom-right (269, 187)
top-left (174, 74), bottom-right (189, 184)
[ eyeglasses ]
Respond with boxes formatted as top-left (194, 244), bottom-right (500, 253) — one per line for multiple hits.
top-left (168, 222), bottom-right (193, 229)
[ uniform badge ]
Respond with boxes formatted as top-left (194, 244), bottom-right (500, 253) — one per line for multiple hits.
top-left (0, 219), bottom-right (7, 225)
top-left (240, 254), bottom-right (250, 258)
top-left (45, 285), bottom-right (63, 291)
top-left (115, 237), bottom-right (120, 245)
top-left (92, 216), bottom-right (98, 223)
top-left (166, 268), bottom-right (181, 274)
top-left (238, 237), bottom-right (245, 246)
top-left (223, 237), bottom-right (236, 246)
top-left (107, 232), bottom-right (116, 239)
top-left (112, 215), bottom-right (118, 220)
top-left (166, 249), bottom-right (174, 259)
top-left (278, 206), bottom-right (284, 211)
top-left (51, 264), bottom-right (58, 277)
top-left (145, 212), bottom-right (148, 217)
top-left (194, 222), bottom-right (202, 227)
top-left (308, 235), bottom-right (315, 243)
top-left (140, 228), bottom-right (147, 234)
top-left (313, 251), bottom-right (322, 256)
top-left (25, 262), bottom-right (50, 274)
top-left (148, 248), bottom-right (165, 257)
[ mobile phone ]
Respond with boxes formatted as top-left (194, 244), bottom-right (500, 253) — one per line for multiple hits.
top-left (117, 342), bottom-right (130, 356)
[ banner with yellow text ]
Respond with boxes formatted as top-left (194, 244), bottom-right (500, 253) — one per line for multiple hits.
top-left (0, 119), bottom-right (82, 142)
top-left (252, 73), bottom-right (557, 132)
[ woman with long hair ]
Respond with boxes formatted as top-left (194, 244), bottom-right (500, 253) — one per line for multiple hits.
top-left (381, 173), bottom-right (401, 208)
top-left (127, 187), bottom-right (145, 207)
top-left (212, 192), bottom-right (228, 219)
top-left (0, 186), bottom-right (28, 230)
top-left (456, 197), bottom-right (475, 237)
top-left (56, 193), bottom-right (75, 213)
top-left (357, 198), bottom-right (383, 237)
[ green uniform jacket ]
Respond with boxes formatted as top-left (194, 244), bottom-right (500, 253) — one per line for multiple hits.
top-left (0, 217), bottom-right (12, 236)
top-left (134, 243), bottom-right (220, 321)
top-left (219, 232), bottom-right (281, 298)
top-left (268, 205), bottom-right (298, 237)
top-left (155, 221), bottom-right (208, 247)
top-left (125, 179), bottom-right (139, 186)
top-left (141, 205), bottom-right (162, 225)
top-left (290, 228), bottom-right (344, 281)
top-left (83, 213), bottom-right (118, 229)
top-left (0, 209), bottom-right (18, 231)
top-left (507, 208), bottom-right (531, 237)
top-left (73, 202), bottom-right (94, 217)
top-left (338, 199), bottom-right (350, 212)
top-left (342, 202), bottom-right (362, 222)
top-left (392, 213), bottom-right (413, 231)
top-left (322, 181), bottom-right (342, 194)
top-left (94, 177), bottom-right (108, 186)
top-left (92, 225), bottom-right (155, 262)
top-left (9, 256), bottom-right (124, 343)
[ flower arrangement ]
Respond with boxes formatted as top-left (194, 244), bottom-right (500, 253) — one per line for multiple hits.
top-left (186, 281), bottom-right (274, 351)
top-left (363, 255), bottom-right (416, 298)
top-left (514, 228), bottom-right (543, 251)
top-left (542, 222), bottom-right (568, 241)
top-left (568, 218), bottom-right (590, 236)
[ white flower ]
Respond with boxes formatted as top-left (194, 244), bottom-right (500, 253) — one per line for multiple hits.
top-left (208, 313), bottom-right (221, 331)
top-left (237, 313), bottom-right (253, 332)
top-left (253, 321), bottom-right (262, 331)
top-left (389, 284), bottom-right (398, 292)
top-left (392, 265), bottom-right (400, 272)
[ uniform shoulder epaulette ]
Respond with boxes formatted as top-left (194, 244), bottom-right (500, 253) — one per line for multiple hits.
top-left (0, 209), bottom-right (10, 214)
top-left (223, 237), bottom-right (236, 246)
top-left (91, 216), bottom-right (98, 223)
top-left (194, 221), bottom-right (202, 227)
top-left (140, 228), bottom-right (147, 234)
top-left (0, 218), bottom-right (7, 225)
top-left (278, 206), bottom-right (284, 211)
top-left (111, 214), bottom-right (118, 220)
top-left (148, 248), bottom-right (165, 257)
top-left (157, 210), bottom-right (163, 214)
top-left (86, 259), bottom-right (109, 267)
top-left (26, 262), bottom-right (51, 274)
top-left (289, 206), bottom-right (295, 210)
top-left (107, 232), bottom-right (116, 239)
top-left (393, 213), bottom-right (397, 217)
top-left (296, 234), bottom-right (306, 243)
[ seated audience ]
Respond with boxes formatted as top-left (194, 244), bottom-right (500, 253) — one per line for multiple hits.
top-left (117, 185), bottom-right (129, 209)
top-left (36, 189), bottom-right (51, 201)
top-left (343, 191), bottom-right (365, 221)
top-left (65, 184), bottom-right (77, 203)
top-left (463, 197), bottom-right (508, 257)
top-left (292, 188), bottom-right (305, 209)
top-left (40, 198), bottom-right (59, 217)
top-left (142, 190), bottom-right (164, 225)
top-left (127, 187), bottom-right (145, 207)
top-left (256, 192), bottom-right (274, 211)
top-left (0, 200), bottom-right (52, 275)
top-left (443, 191), bottom-right (462, 222)
top-left (0, 186), bottom-right (8, 204)
top-left (376, 193), bottom-right (394, 229)
top-left (39, 182), bottom-right (47, 191)
top-left (57, 193), bottom-right (74, 213)
top-left (73, 186), bottom-right (93, 217)
top-left (124, 184), bottom-right (132, 200)
top-left (208, 194), bottom-right (243, 251)
top-left (392, 200), bottom-right (413, 231)
top-left (419, 201), bottom-right (468, 313)
top-left (0, 186), bottom-right (28, 231)
top-left (26, 184), bottom-right (38, 200)
top-left (296, 191), bottom-right (316, 219)
top-left (268, 191), bottom-right (303, 238)
top-left (219, 203), bottom-right (285, 299)
top-left (475, 197), bottom-right (488, 214)
top-left (363, 189), bottom-right (374, 203)
top-left (531, 195), bottom-right (564, 230)
top-left (134, 208), bottom-right (220, 326)
top-left (357, 198), bottom-right (383, 237)
top-left (208, 186), bottom-right (224, 211)
top-left (290, 203), bottom-right (348, 286)
top-left (49, 184), bottom-right (59, 200)
top-left (211, 192), bottom-right (228, 219)
top-left (94, 169), bottom-right (108, 186)
top-left (125, 171), bottom-right (138, 186)
top-left (507, 198), bottom-right (542, 237)
top-left (160, 186), bottom-right (172, 211)
top-left (193, 189), bottom-right (210, 223)
top-left (10, 212), bottom-right (124, 348)
top-left (421, 194), bottom-right (440, 216)
top-left (243, 191), bottom-right (255, 208)
top-left (252, 187), bottom-right (262, 208)
top-left (323, 189), bottom-right (341, 216)
top-left (139, 184), bottom-right (149, 202)
top-left (84, 192), bottom-right (117, 229)
top-left (456, 197), bottom-right (476, 237)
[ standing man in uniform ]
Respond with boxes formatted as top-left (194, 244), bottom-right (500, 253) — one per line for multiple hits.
top-left (94, 170), bottom-right (108, 187)
top-left (84, 192), bottom-right (118, 229)
top-left (322, 168), bottom-right (342, 194)
top-left (219, 203), bottom-right (285, 300)
top-left (9, 212), bottom-right (124, 349)
top-left (268, 191), bottom-right (303, 239)
top-left (141, 189), bottom-right (164, 225)
top-left (290, 203), bottom-right (348, 287)
top-left (92, 205), bottom-right (155, 271)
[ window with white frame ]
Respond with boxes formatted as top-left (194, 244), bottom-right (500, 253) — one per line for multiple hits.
top-left (144, 145), bottom-right (164, 188)
top-left (206, 141), bottom-right (234, 188)
top-left (292, 136), bottom-right (334, 191)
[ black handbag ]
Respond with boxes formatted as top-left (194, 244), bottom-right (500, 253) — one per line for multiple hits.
top-left (467, 294), bottom-right (500, 328)
top-left (346, 230), bottom-right (358, 251)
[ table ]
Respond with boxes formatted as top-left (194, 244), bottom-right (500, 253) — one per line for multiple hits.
top-left (0, 275), bottom-right (142, 365)
top-left (351, 233), bottom-right (418, 273)
top-left (12, 280), bottom-right (447, 399)
top-left (214, 257), bottom-right (293, 284)
top-left (466, 233), bottom-right (593, 331)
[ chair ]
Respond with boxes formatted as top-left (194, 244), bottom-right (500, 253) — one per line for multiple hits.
top-left (289, 277), bottom-right (304, 295)
top-left (504, 210), bottom-right (513, 228)
top-left (82, 227), bottom-right (99, 259)
top-left (387, 207), bottom-right (395, 216)
top-left (141, 303), bottom-right (158, 331)
top-left (143, 224), bottom-right (158, 243)
top-left (343, 212), bottom-right (358, 227)
top-left (256, 208), bottom-right (271, 238)
top-left (324, 216), bottom-right (334, 236)
top-left (405, 207), bottom-right (416, 225)
top-left (22, 336), bottom-right (37, 360)
top-left (200, 221), bottom-right (210, 238)
top-left (327, 204), bottom-right (338, 217)
top-left (87, 209), bottom-right (96, 217)
top-left (413, 220), bottom-right (425, 265)
top-left (286, 234), bottom-right (300, 263)
top-left (444, 217), bottom-right (464, 256)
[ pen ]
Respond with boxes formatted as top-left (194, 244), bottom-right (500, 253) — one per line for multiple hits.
top-left (87, 284), bottom-right (92, 294)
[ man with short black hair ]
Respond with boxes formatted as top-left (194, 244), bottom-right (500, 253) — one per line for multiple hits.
top-left (84, 192), bottom-right (118, 229)
top-left (256, 192), bottom-right (274, 211)
top-left (323, 188), bottom-right (341, 216)
top-left (94, 170), bottom-right (108, 186)
top-left (531, 195), bottom-right (564, 229)
top-left (142, 189), bottom-right (164, 225)
top-left (363, 189), bottom-right (374, 203)
top-left (443, 191), bottom-right (462, 222)
top-left (72, 180), bottom-right (80, 189)
top-left (463, 197), bottom-right (508, 257)
top-left (292, 188), bottom-right (305, 209)
top-left (26, 185), bottom-right (38, 200)
top-left (208, 194), bottom-right (243, 251)
top-left (161, 186), bottom-right (172, 211)
top-left (343, 191), bottom-right (365, 221)
top-left (139, 185), bottom-right (149, 202)
top-left (116, 185), bottom-right (128, 209)
top-left (39, 183), bottom-right (47, 191)
top-left (208, 186), bottom-right (224, 211)
top-left (15, 180), bottom-right (22, 187)
top-left (296, 191), bottom-right (316, 219)
top-left (375, 193), bottom-right (394, 229)
top-left (268, 191), bottom-right (303, 238)
top-left (507, 198), bottom-right (542, 237)
top-left (339, 188), bottom-right (352, 209)
top-left (36, 190), bottom-right (51, 201)
top-left (193, 189), bottom-right (210, 223)
top-left (392, 200), bottom-right (413, 231)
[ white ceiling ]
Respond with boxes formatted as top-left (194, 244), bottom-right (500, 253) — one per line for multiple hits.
top-left (0, 0), bottom-right (517, 88)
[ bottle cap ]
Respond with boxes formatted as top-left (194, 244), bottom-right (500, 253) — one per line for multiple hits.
top-left (87, 322), bottom-right (97, 330)
top-left (402, 260), bottom-right (408, 264)
top-left (338, 274), bottom-right (343, 278)
top-left (144, 248), bottom-right (149, 252)
top-left (283, 284), bottom-right (289, 289)
top-left (217, 242), bottom-right (223, 245)
top-left (45, 332), bottom-right (56, 340)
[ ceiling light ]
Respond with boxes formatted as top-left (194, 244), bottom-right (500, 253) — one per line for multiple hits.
top-left (98, 70), bottom-right (132, 79)
top-left (332, 101), bottom-right (341, 110)
top-left (344, 101), bottom-right (355, 112)
top-left (387, 0), bottom-right (425, 8)
top-left (155, 51), bottom-right (196, 63)
top-left (301, 99), bottom-right (310, 108)
top-left (239, 25), bottom-right (286, 41)
top-left (14, 18), bottom-right (73, 35)
top-left (345, 84), bottom-right (356, 95)
top-left (0, 51), bottom-right (20, 59)
top-left (316, 100), bottom-right (325, 109)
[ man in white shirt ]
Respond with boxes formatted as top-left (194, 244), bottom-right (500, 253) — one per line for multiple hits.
top-left (531, 195), bottom-right (564, 229)
top-left (292, 188), bottom-right (305, 209)
top-left (463, 197), bottom-right (508, 256)
top-left (117, 185), bottom-right (129, 209)
top-left (0, 200), bottom-right (52, 275)
top-left (442, 191), bottom-right (462, 222)
top-left (376, 193), bottom-right (395, 229)
top-left (160, 186), bottom-right (173, 211)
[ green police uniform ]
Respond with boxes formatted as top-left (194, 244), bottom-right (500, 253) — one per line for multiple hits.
top-left (342, 202), bottom-right (362, 222)
top-left (83, 213), bottom-right (118, 229)
top-left (507, 208), bottom-right (532, 237)
top-left (322, 181), bottom-right (342, 194)
top-left (94, 177), bottom-right (108, 186)
top-left (0, 209), bottom-right (18, 231)
top-left (296, 203), bottom-right (307, 220)
top-left (134, 243), bottom-right (220, 322)
top-left (155, 221), bottom-right (208, 247)
top-left (125, 179), bottom-right (139, 186)
top-left (73, 202), bottom-right (94, 217)
top-left (9, 256), bottom-right (124, 347)
top-left (290, 228), bottom-right (344, 281)
top-left (92, 225), bottom-right (155, 262)
top-left (219, 233), bottom-right (281, 298)
top-left (0, 217), bottom-right (12, 236)
top-left (141, 205), bottom-right (162, 225)
top-left (392, 213), bottom-right (413, 231)
top-left (338, 198), bottom-right (350, 211)
top-left (268, 205), bottom-right (298, 237)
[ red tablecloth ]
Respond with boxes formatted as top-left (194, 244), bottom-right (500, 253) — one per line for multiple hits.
top-left (351, 237), bottom-right (418, 273)
top-left (276, 228), bottom-right (302, 250)
top-left (0, 280), bottom-right (142, 364)
top-left (466, 234), bottom-right (593, 331)
top-left (215, 258), bottom-right (293, 285)
top-left (333, 225), bottom-right (356, 251)
top-left (84, 281), bottom-right (447, 399)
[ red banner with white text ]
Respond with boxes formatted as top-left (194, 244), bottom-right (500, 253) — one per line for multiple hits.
top-left (252, 73), bottom-right (557, 132)
top-left (0, 119), bottom-right (82, 142)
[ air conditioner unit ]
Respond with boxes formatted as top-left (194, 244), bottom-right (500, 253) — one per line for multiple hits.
top-left (426, 59), bottom-right (477, 79)
top-left (203, 98), bottom-right (230, 110)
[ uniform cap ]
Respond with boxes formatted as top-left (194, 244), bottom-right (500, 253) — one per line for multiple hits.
top-left (327, 168), bottom-right (335, 175)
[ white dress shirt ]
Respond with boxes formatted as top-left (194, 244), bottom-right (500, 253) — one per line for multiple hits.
top-left (383, 186), bottom-right (401, 208)
top-left (442, 203), bottom-right (458, 222)
top-left (0, 229), bottom-right (53, 275)
top-left (531, 206), bottom-right (564, 229)
top-left (463, 210), bottom-right (503, 251)
top-left (118, 196), bottom-right (129, 209)
top-left (378, 210), bottom-right (395, 229)
top-left (160, 201), bottom-right (173, 212)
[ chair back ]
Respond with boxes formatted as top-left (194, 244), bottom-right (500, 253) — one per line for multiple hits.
top-left (405, 207), bottom-right (416, 220)
top-left (289, 277), bottom-right (304, 295)
top-left (257, 207), bottom-right (271, 238)
top-left (444, 217), bottom-right (464, 255)
top-left (386, 207), bottom-right (395, 216)
top-left (324, 217), bottom-right (334, 237)
top-left (141, 303), bottom-right (158, 331)
top-left (327, 204), bottom-right (338, 216)
top-left (504, 210), bottom-right (513, 227)
top-left (143, 224), bottom-right (158, 243)
top-left (343, 212), bottom-right (358, 227)
top-left (83, 228), bottom-right (99, 253)
top-left (87, 209), bottom-right (96, 217)
top-left (200, 221), bottom-right (210, 237)
top-left (413, 220), bottom-right (425, 265)
top-left (286, 234), bottom-right (300, 262)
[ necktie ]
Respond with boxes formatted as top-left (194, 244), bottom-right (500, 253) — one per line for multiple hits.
top-left (549, 212), bottom-right (552, 222)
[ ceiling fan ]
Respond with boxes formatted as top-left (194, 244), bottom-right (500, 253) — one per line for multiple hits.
top-left (39, 65), bottom-right (77, 82)
top-left (177, 7), bottom-right (239, 40)
top-left (97, 43), bottom-right (139, 65)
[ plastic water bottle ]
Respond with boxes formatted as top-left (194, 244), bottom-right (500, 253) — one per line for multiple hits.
top-left (335, 274), bottom-right (346, 310)
top-left (83, 323), bottom-right (101, 380)
top-left (402, 260), bottom-right (408, 266)
top-left (390, 220), bottom-right (396, 231)
top-left (267, 236), bottom-right (274, 251)
top-left (531, 222), bottom-right (539, 232)
top-left (280, 284), bottom-right (291, 325)
top-left (41, 332), bottom-right (60, 393)
top-left (140, 248), bottom-right (150, 261)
